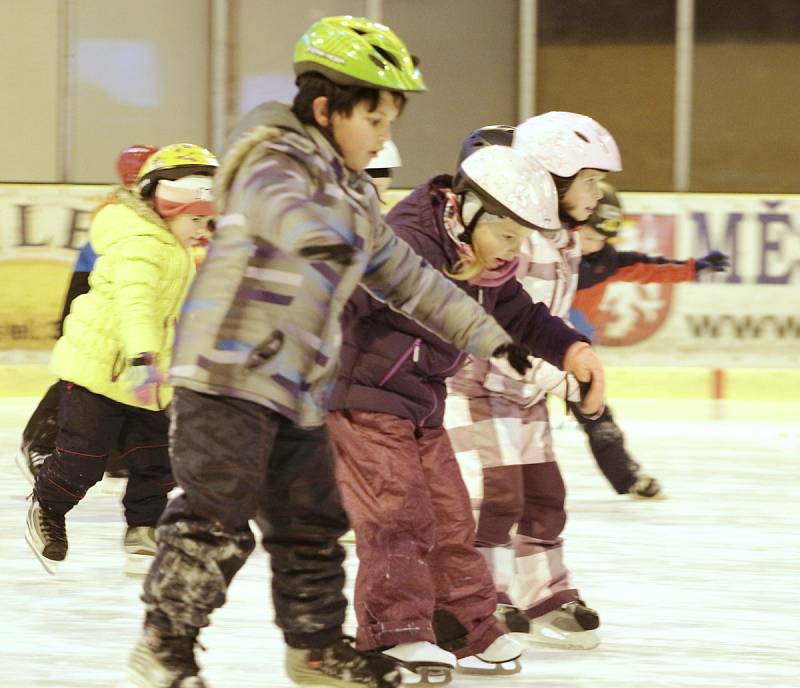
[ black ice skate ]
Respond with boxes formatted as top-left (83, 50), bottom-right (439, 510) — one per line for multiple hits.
top-left (285, 636), bottom-right (401, 687)
top-left (25, 499), bottom-right (67, 574)
top-left (126, 630), bottom-right (207, 688)
top-left (628, 473), bottom-right (666, 499)
top-left (529, 599), bottom-right (601, 650)
top-left (382, 640), bottom-right (455, 685)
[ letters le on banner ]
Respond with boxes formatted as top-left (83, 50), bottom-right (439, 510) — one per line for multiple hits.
top-left (0, 184), bottom-right (106, 349)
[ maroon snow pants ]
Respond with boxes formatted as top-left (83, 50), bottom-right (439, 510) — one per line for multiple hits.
top-left (327, 409), bottom-right (503, 658)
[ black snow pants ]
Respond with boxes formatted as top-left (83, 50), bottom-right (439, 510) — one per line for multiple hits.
top-left (142, 387), bottom-right (350, 650)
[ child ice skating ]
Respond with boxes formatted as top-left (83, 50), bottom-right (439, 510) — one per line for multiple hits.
top-left (124, 16), bottom-right (552, 688)
top-left (570, 181), bottom-right (729, 498)
top-left (25, 143), bottom-right (217, 576)
top-left (445, 112), bottom-right (621, 650)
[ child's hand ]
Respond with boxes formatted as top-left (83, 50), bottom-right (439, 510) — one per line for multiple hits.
top-left (299, 243), bottom-right (358, 266)
top-left (124, 353), bottom-right (165, 406)
top-left (695, 250), bottom-right (730, 275)
top-left (563, 342), bottom-right (605, 416)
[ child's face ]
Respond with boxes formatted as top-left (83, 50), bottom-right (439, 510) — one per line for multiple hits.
top-left (577, 225), bottom-right (608, 255)
top-left (329, 91), bottom-right (400, 172)
top-left (562, 168), bottom-right (606, 222)
top-left (471, 219), bottom-right (530, 269)
top-left (166, 214), bottom-right (213, 248)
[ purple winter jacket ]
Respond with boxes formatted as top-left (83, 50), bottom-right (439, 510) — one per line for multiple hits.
top-left (328, 175), bottom-right (587, 427)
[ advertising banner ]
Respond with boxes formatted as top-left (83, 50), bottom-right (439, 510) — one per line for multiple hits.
top-left (0, 184), bottom-right (108, 348)
top-left (2, 185), bottom-right (799, 368)
top-left (594, 193), bottom-right (800, 368)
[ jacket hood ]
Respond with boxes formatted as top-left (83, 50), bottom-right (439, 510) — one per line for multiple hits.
top-left (214, 101), bottom-right (353, 213)
top-left (90, 187), bottom-right (175, 254)
top-left (386, 174), bottom-right (462, 271)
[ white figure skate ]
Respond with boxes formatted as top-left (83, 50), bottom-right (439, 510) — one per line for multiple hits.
top-left (382, 641), bottom-right (455, 685)
top-left (497, 601), bottom-right (601, 650)
top-left (455, 634), bottom-right (523, 676)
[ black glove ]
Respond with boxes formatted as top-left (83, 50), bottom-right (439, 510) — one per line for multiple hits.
top-left (299, 243), bottom-right (358, 266)
top-left (695, 250), bottom-right (730, 274)
top-left (490, 343), bottom-right (533, 377)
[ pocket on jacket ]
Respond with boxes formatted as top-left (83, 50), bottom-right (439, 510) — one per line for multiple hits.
top-left (243, 330), bottom-right (285, 371)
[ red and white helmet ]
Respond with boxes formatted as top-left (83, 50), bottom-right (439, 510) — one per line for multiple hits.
top-left (457, 144), bottom-right (560, 231)
top-left (116, 144), bottom-right (159, 188)
top-left (513, 111), bottom-right (621, 177)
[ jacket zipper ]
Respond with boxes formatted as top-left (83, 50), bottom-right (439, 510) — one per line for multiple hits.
top-left (155, 248), bottom-right (191, 410)
top-left (419, 386), bottom-right (439, 426)
top-left (378, 337), bottom-right (422, 387)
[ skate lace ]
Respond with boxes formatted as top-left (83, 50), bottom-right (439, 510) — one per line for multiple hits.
top-left (322, 636), bottom-right (400, 687)
top-left (38, 504), bottom-right (66, 545)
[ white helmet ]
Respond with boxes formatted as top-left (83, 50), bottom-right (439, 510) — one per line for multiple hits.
top-left (367, 140), bottom-right (402, 170)
top-left (457, 144), bottom-right (560, 231)
top-left (513, 111), bottom-right (622, 177)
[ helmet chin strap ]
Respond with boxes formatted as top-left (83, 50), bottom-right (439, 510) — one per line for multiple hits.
top-left (457, 195), bottom-right (485, 243)
top-left (316, 122), bottom-right (344, 158)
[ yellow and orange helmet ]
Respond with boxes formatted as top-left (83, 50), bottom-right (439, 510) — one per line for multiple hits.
top-left (137, 143), bottom-right (218, 197)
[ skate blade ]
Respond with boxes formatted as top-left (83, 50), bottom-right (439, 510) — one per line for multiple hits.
top-left (630, 491), bottom-right (668, 500)
top-left (529, 626), bottom-right (600, 650)
top-left (24, 530), bottom-right (62, 575)
top-left (397, 664), bottom-right (452, 685)
top-left (124, 553), bottom-right (155, 577)
top-left (456, 655), bottom-right (521, 676)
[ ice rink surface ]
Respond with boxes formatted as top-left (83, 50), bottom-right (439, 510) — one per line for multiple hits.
top-left (1, 396), bottom-right (798, 687)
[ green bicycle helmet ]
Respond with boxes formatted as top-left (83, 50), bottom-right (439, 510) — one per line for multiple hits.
top-left (293, 15), bottom-right (427, 92)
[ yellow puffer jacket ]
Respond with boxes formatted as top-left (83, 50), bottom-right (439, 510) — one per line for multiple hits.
top-left (51, 188), bottom-right (195, 410)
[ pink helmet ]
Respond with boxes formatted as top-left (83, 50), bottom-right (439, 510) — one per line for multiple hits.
top-left (512, 112), bottom-right (622, 177)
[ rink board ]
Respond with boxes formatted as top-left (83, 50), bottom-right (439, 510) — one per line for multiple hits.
top-left (1, 359), bottom-right (798, 401)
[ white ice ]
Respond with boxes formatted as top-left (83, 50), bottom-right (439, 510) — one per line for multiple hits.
top-left (1, 397), bottom-right (798, 687)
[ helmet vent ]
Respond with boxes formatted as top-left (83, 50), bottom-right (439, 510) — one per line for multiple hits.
top-left (374, 46), bottom-right (401, 69)
top-left (369, 53), bottom-right (387, 69)
top-left (574, 131), bottom-right (590, 143)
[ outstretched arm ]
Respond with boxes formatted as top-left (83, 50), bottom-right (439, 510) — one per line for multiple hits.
top-left (359, 216), bottom-right (512, 361)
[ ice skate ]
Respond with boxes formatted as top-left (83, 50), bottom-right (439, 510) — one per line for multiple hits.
top-left (382, 641), bottom-right (455, 685)
top-left (285, 635), bottom-right (401, 687)
top-left (529, 599), bottom-right (600, 650)
top-left (25, 498), bottom-right (67, 574)
top-left (455, 634), bottom-right (522, 676)
top-left (126, 629), bottom-right (206, 687)
top-left (628, 473), bottom-right (666, 499)
top-left (123, 526), bottom-right (157, 577)
top-left (15, 445), bottom-right (46, 485)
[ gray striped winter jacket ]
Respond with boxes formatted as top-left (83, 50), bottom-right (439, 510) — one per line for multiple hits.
top-left (169, 102), bottom-right (513, 427)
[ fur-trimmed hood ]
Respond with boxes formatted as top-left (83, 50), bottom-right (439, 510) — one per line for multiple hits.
top-left (214, 101), bottom-right (346, 212)
top-left (90, 187), bottom-right (174, 254)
